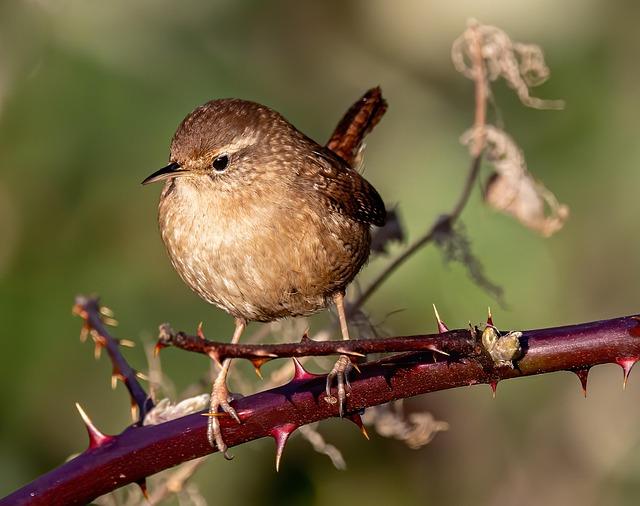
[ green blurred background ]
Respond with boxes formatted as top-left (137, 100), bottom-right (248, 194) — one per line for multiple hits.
top-left (2, 0), bottom-right (640, 504)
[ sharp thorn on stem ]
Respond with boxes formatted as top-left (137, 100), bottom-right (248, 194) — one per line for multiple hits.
top-left (197, 322), bottom-right (205, 340)
top-left (291, 357), bottom-right (319, 382)
top-left (616, 358), bottom-right (637, 390)
top-left (573, 368), bottom-right (590, 397)
top-left (153, 342), bottom-right (165, 357)
top-left (75, 402), bottom-right (113, 449)
top-left (346, 412), bottom-right (370, 440)
top-left (432, 304), bottom-right (449, 333)
top-left (135, 479), bottom-right (149, 501)
top-left (271, 423), bottom-right (297, 472)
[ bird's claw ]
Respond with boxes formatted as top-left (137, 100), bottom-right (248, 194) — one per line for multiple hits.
top-left (324, 355), bottom-right (354, 417)
top-left (207, 377), bottom-right (241, 459)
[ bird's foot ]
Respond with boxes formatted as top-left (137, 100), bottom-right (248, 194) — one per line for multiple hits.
top-left (324, 354), bottom-right (354, 417)
top-left (206, 377), bottom-right (241, 460)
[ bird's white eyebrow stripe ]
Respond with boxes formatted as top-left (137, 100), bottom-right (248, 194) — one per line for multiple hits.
top-left (220, 131), bottom-right (260, 154)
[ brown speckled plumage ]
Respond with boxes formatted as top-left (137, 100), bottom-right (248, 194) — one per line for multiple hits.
top-left (155, 99), bottom-right (385, 322)
top-left (144, 98), bottom-right (385, 454)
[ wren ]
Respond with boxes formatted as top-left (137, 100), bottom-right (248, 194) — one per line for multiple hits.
top-left (143, 98), bottom-right (385, 457)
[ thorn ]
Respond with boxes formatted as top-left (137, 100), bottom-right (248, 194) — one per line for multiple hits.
top-left (99, 305), bottom-right (115, 318)
top-left (426, 344), bottom-right (450, 357)
top-left (351, 361), bottom-right (361, 374)
top-left (291, 357), bottom-right (319, 381)
top-left (130, 400), bottom-right (139, 422)
top-left (79, 323), bottom-right (90, 343)
top-left (111, 366), bottom-right (124, 390)
top-left (346, 413), bottom-right (369, 440)
top-left (432, 304), bottom-right (449, 333)
top-left (153, 342), bottom-right (165, 357)
top-left (574, 368), bottom-right (589, 397)
top-left (207, 350), bottom-right (222, 368)
top-left (617, 358), bottom-right (637, 390)
top-left (102, 316), bottom-right (119, 327)
top-left (136, 479), bottom-right (149, 501)
top-left (118, 339), bottom-right (136, 348)
top-left (336, 348), bottom-right (366, 358)
top-left (250, 357), bottom-right (272, 378)
top-left (487, 307), bottom-right (494, 326)
top-left (201, 412), bottom-right (229, 418)
top-left (94, 341), bottom-right (103, 360)
top-left (271, 423), bottom-right (297, 472)
top-left (489, 381), bottom-right (498, 399)
top-left (136, 371), bottom-right (149, 381)
top-left (301, 331), bottom-right (312, 343)
top-left (72, 302), bottom-right (85, 319)
top-left (75, 402), bottom-right (113, 449)
top-left (197, 322), bottom-right (205, 340)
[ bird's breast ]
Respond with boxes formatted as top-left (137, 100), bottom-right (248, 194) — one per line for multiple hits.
top-left (158, 179), bottom-right (371, 322)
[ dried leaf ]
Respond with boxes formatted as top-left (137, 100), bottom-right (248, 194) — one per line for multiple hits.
top-left (452, 19), bottom-right (564, 110)
top-left (466, 126), bottom-right (569, 236)
top-left (363, 401), bottom-right (448, 450)
top-left (434, 221), bottom-right (505, 304)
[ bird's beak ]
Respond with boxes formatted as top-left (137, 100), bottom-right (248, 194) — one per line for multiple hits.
top-left (141, 162), bottom-right (184, 185)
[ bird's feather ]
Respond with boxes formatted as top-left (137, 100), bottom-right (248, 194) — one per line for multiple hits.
top-left (302, 148), bottom-right (386, 227)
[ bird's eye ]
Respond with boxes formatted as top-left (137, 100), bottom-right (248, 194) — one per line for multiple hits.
top-left (212, 154), bottom-right (229, 172)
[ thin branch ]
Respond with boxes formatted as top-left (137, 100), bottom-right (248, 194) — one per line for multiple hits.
top-left (156, 324), bottom-right (474, 363)
top-left (350, 155), bottom-right (482, 313)
top-left (350, 26), bottom-right (488, 314)
top-left (5, 313), bottom-right (639, 505)
top-left (73, 296), bottom-right (154, 423)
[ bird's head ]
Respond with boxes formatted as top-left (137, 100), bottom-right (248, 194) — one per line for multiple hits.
top-left (142, 99), bottom-right (305, 189)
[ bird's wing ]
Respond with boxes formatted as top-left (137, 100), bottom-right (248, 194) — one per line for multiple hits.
top-left (302, 147), bottom-right (386, 227)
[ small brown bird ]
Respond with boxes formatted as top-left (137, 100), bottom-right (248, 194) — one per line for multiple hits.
top-left (143, 98), bottom-right (385, 457)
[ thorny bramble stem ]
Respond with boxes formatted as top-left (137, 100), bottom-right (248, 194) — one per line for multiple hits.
top-left (4, 313), bottom-right (639, 505)
top-left (73, 296), bottom-right (154, 423)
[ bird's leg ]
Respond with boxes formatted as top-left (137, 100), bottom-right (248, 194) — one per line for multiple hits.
top-left (207, 317), bottom-right (245, 459)
top-left (325, 291), bottom-right (354, 417)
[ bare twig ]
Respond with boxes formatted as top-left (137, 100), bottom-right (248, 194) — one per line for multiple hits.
top-left (156, 324), bottom-right (474, 363)
top-left (350, 153), bottom-right (483, 314)
top-left (350, 25), bottom-right (488, 313)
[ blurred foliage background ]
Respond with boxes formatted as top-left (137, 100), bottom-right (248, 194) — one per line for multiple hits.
top-left (1, 0), bottom-right (640, 504)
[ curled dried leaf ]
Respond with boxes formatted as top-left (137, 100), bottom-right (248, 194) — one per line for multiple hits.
top-left (363, 401), bottom-right (448, 450)
top-left (434, 221), bottom-right (504, 303)
top-left (464, 126), bottom-right (569, 236)
top-left (452, 19), bottom-right (564, 110)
